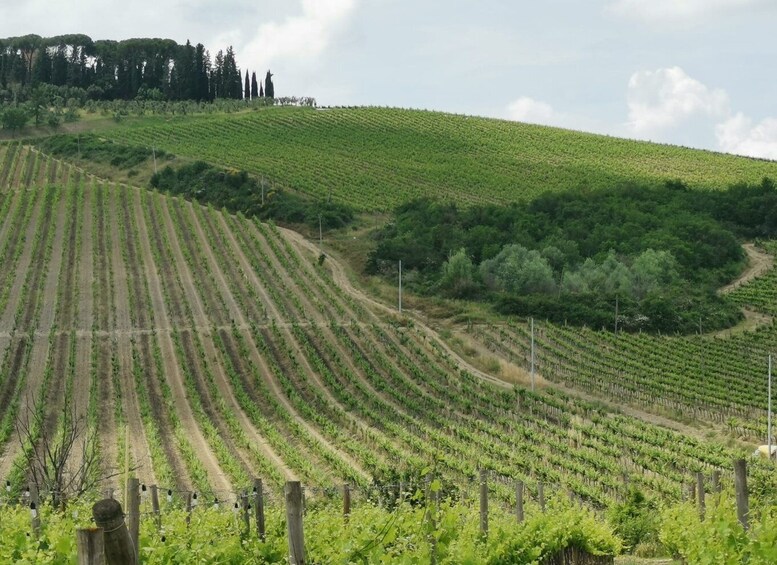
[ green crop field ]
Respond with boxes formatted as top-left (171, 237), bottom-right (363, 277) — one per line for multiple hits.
top-left (103, 106), bottom-right (777, 211)
top-left (3, 106), bottom-right (777, 562)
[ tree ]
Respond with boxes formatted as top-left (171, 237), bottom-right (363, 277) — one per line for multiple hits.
top-left (264, 69), bottom-right (274, 98)
top-left (259, 80), bottom-right (264, 97)
top-left (441, 248), bottom-right (476, 297)
top-left (14, 396), bottom-right (126, 509)
top-left (631, 249), bottom-right (679, 300)
top-left (251, 72), bottom-right (258, 98)
top-left (1, 106), bottom-right (28, 134)
top-left (244, 69), bottom-right (250, 100)
top-left (480, 244), bottom-right (556, 295)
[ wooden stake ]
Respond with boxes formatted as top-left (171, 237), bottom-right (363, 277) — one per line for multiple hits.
top-left (343, 483), bottom-right (351, 523)
top-left (285, 481), bottom-right (306, 565)
top-left (696, 472), bottom-right (705, 520)
top-left (241, 489), bottom-right (250, 537)
top-left (185, 491), bottom-right (193, 526)
top-left (479, 469), bottom-right (488, 537)
top-left (734, 459), bottom-right (749, 530)
top-left (712, 470), bottom-right (721, 493)
top-left (150, 485), bottom-right (161, 529)
top-left (127, 478), bottom-right (140, 565)
top-left (77, 527), bottom-right (106, 565)
top-left (29, 484), bottom-right (41, 538)
top-left (515, 481), bottom-right (524, 522)
top-left (254, 478), bottom-right (266, 542)
top-left (537, 482), bottom-right (545, 512)
top-left (92, 498), bottom-right (135, 565)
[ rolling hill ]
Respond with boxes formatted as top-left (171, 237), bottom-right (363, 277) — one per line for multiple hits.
top-left (104, 106), bottom-right (777, 211)
top-left (0, 142), bottom-right (739, 508)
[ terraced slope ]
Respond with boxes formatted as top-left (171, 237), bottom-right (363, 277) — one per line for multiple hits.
top-left (0, 143), bottom-right (741, 507)
top-left (103, 107), bottom-right (777, 211)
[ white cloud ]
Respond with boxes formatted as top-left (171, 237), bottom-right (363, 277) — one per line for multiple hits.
top-left (626, 67), bottom-right (729, 134)
top-left (606, 0), bottom-right (768, 24)
top-left (506, 97), bottom-right (557, 125)
top-left (239, 0), bottom-right (357, 74)
top-left (716, 113), bottom-right (777, 160)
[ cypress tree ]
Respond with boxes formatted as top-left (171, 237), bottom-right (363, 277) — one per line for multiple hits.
top-left (244, 69), bottom-right (250, 99)
top-left (264, 69), bottom-right (274, 98)
top-left (251, 72), bottom-right (258, 98)
top-left (259, 81), bottom-right (263, 97)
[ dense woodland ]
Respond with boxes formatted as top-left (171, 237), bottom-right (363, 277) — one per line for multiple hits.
top-left (369, 179), bottom-right (777, 333)
top-left (0, 34), bottom-right (273, 103)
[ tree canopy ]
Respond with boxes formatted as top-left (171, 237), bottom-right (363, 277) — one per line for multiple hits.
top-left (0, 34), bottom-right (274, 103)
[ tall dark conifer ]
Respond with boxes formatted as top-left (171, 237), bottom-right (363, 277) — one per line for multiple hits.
top-left (259, 81), bottom-right (263, 97)
top-left (251, 72), bottom-right (258, 98)
top-left (264, 70), bottom-right (274, 98)
top-left (244, 69), bottom-right (250, 100)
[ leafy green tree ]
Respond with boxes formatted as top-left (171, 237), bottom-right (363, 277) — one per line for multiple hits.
top-left (440, 248), bottom-right (476, 297)
top-left (480, 244), bottom-right (555, 295)
top-left (631, 249), bottom-right (679, 300)
top-left (1, 106), bottom-right (28, 133)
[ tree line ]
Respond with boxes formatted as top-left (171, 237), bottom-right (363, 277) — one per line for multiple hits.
top-left (0, 34), bottom-right (274, 103)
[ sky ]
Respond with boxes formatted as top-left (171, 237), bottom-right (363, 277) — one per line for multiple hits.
top-left (1, 0), bottom-right (776, 159)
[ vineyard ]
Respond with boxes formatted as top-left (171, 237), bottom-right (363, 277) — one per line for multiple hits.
top-left (101, 106), bottom-right (777, 211)
top-left (460, 241), bottom-right (777, 440)
top-left (0, 141), bottom-right (749, 519)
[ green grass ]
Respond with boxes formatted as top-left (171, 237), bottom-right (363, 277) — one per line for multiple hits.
top-left (100, 106), bottom-right (777, 211)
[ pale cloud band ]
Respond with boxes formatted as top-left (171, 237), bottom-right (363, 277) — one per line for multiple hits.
top-left (606, 0), bottom-right (769, 24)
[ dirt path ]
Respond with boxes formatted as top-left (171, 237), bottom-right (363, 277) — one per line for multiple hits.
top-left (183, 202), bottom-right (296, 481)
top-left (136, 191), bottom-right (232, 494)
top-left (0, 185), bottom-right (67, 480)
top-left (158, 198), bottom-right (262, 485)
top-left (0, 187), bottom-right (21, 247)
top-left (0, 191), bottom-right (43, 332)
top-left (218, 214), bottom-right (370, 483)
top-left (720, 243), bottom-right (774, 294)
top-left (287, 229), bottom-right (737, 445)
top-left (72, 181), bottom-right (94, 427)
top-left (109, 185), bottom-right (157, 486)
top-left (129, 189), bottom-right (193, 491)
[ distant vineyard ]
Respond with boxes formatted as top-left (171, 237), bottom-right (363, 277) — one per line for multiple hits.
top-left (0, 142), bottom-right (740, 510)
top-left (728, 242), bottom-right (777, 316)
top-left (465, 317), bottom-right (776, 439)
top-left (103, 107), bottom-right (777, 211)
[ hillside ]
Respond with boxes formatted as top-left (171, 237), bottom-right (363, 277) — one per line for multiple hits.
top-left (103, 106), bottom-right (777, 211)
top-left (0, 142), bottom-right (739, 507)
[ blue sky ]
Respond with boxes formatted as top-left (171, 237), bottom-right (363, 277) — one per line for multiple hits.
top-left (2, 0), bottom-right (776, 158)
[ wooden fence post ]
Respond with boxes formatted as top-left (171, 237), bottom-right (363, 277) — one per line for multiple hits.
top-left (29, 484), bottom-right (41, 538)
top-left (696, 472), bottom-right (706, 520)
top-left (92, 498), bottom-right (135, 565)
top-left (254, 478), bottom-right (266, 542)
top-left (150, 485), bottom-right (161, 529)
top-left (343, 483), bottom-right (351, 524)
top-left (241, 489), bottom-right (250, 537)
top-left (515, 480), bottom-right (524, 522)
top-left (185, 491), bottom-right (193, 526)
top-left (479, 469), bottom-right (488, 537)
top-left (537, 482), bottom-right (545, 512)
top-left (734, 459), bottom-right (749, 530)
top-left (285, 481), bottom-right (306, 565)
top-left (77, 528), bottom-right (106, 565)
top-left (711, 470), bottom-right (721, 493)
top-left (127, 478), bottom-right (140, 565)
